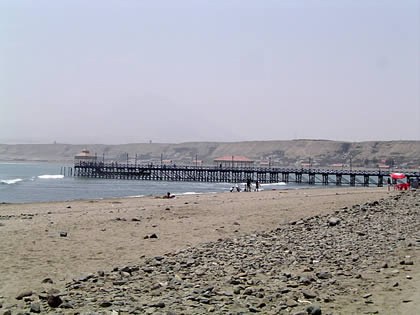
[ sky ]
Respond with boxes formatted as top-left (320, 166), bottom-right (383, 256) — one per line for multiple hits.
top-left (0, 0), bottom-right (419, 144)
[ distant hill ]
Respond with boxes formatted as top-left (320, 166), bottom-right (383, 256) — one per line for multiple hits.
top-left (0, 140), bottom-right (419, 168)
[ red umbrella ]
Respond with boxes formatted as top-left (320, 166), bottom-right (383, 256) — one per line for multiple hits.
top-left (391, 173), bottom-right (405, 179)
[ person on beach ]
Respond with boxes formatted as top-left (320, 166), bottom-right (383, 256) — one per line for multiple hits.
top-left (163, 192), bottom-right (175, 199)
top-left (246, 179), bottom-right (251, 192)
top-left (255, 180), bottom-right (260, 192)
top-left (387, 177), bottom-right (392, 191)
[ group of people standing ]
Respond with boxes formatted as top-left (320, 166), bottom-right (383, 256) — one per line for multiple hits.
top-left (230, 179), bottom-right (260, 192)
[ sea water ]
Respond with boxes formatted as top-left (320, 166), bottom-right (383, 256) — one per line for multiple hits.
top-left (0, 162), bottom-right (309, 203)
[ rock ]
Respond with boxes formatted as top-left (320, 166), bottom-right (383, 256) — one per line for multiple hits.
top-left (286, 299), bottom-right (298, 307)
top-left (66, 205), bottom-right (71, 208)
top-left (316, 271), bottom-right (331, 279)
top-left (165, 207), bottom-right (170, 210)
top-left (302, 290), bottom-right (317, 299)
top-left (131, 218), bottom-right (141, 221)
top-left (78, 274), bottom-right (93, 282)
top-left (149, 233), bottom-right (158, 239)
top-left (363, 293), bottom-right (372, 298)
top-left (47, 295), bottom-right (63, 307)
top-left (328, 217), bottom-right (340, 226)
top-left (306, 305), bottom-right (322, 315)
top-left (3, 311), bottom-right (12, 315)
top-left (243, 287), bottom-right (254, 295)
top-left (16, 289), bottom-right (33, 300)
top-left (30, 302), bottom-right (41, 313)
top-left (151, 301), bottom-right (165, 308)
top-left (400, 260), bottom-right (414, 265)
top-left (59, 232), bottom-right (67, 237)
top-left (59, 302), bottom-right (73, 309)
top-left (42, 278), bottom-right (54, 284)
top-left (99, 301), bottom-right (112, 307)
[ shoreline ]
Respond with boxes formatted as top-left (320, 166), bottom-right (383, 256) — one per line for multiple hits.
top-left (0, 183), bottom-right (373, 205)
top-left (0, 187), bottom-right (418, 313)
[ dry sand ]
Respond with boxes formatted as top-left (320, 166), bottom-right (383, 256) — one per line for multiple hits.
top-left (0, 187), bottom-right (418, 313)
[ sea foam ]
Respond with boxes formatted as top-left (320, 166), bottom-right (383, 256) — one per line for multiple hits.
top-left (261, 182), bottom-right (286, 186)
top-left (1, 178), bottom-right (23, 185)
top-left (38, 175), bottom-right (64, 179)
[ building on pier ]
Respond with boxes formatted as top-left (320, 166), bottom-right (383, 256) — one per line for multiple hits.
top-left (214, 155), bottom-right (253, 168)
top-left (74, 149), bottom-right (97, 164)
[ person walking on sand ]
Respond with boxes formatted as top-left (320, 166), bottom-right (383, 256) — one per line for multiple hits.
top-left (255, 180), bottom-right (260, 192)
top-left (387, 177), bottom-right (392, 191)
top-left (246, 179), bottom-right (251, 192)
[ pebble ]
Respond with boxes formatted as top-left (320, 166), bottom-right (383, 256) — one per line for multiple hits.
top-left (306, 305), bottom-right (322, 315)
top-left (16, 290), bottom-right (32, 300)
top-left (302, 290), bottom-right (317, 299)
top-left (47, 295), bottom-right (63, 307)
top-left (286, 299), bottom-right (298, 307)
top-left (42, 278), bottom-right (54, 284)
top-left (59, 232), bottom-right (67, 237)
top-left (30, 302), bottom-right (41, 313)
top-left (328, 217), bottom-right (340, 226)
top-left (99, 301), bottom-right (112, 307)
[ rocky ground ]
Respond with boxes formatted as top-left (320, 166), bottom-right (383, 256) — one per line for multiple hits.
top-left (1, 190), bottom-right (419, 314)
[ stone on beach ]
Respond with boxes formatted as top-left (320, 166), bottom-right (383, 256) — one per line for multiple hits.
top-left (16, 290), bottom-right (32, 300)
top-left (47, 295), bottom-right (63, 307)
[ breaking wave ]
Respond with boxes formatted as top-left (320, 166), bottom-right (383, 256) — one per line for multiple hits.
top-left (1, 178), bottom-right (23, 185)
top-left (261, 182), bottom-right (287, 186)
top-left (37, 175), bottom-right (64, 179)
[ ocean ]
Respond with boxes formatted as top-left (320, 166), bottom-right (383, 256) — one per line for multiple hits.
top-left (0, 162), bottom-right (307, 203)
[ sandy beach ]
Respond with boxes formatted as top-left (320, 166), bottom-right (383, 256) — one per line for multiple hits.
top-left (0, 187), bottom-right (418, 314)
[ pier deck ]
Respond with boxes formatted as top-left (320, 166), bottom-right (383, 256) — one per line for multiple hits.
top-left (71, 162), bottom-right (420, 187)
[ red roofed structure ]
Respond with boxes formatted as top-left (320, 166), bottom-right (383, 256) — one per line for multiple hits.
top-left (214, 155), bottom-right (254, 168)
top-left (74, 149), bottom-right (97, 163)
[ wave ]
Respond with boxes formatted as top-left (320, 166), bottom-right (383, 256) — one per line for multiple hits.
top-left (1, 178), bottom-right (23, 185)
top-left (126, 195), bottom-right (145, 198)
top-left (261, 182), bottom-right (286, 186)
top-left (37, 175), bottom-right (64, 179)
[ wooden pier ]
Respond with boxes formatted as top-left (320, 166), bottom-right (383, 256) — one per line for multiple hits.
top-left (72, 162), bottom-right (420, 187)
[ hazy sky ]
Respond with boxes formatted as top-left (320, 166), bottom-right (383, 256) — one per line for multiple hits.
top-left (1, 0), bottom-right (419, 144)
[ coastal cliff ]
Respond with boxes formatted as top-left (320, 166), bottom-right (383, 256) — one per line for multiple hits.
top-left (0, 140), bottom-right (419, 168)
